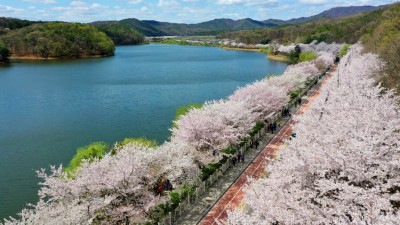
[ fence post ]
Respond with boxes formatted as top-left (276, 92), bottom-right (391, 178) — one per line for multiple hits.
top-left (169, 212), bottom-right (172, 225)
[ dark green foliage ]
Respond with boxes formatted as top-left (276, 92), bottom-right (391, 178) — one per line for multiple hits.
top-left (0, 22), bottom-right (115, 58)
top-left (260, 38), bottom-right (271, 44)
top-left (290, 88), bottom-right (304, 101)
top-left (0, 41), bottom-right (10, 61)
top-left (305, 33), bottom-right (328, 44)
top-left (250, 121), bottom-right (265, 137)
top-left (288, 45), bottom-right (301, 63)
top-left (170, 191), bottom-right (180, 208)
top-left (64, 142), bottom-right (109, 175)
top-left (0, 17), bottom-right (38, 35)
top-left (201, 162), bottom-right (221, 181)
top-left (223, 146), bottom-right (237, 155)
top-left (92, 22), bottom-right (144, 45)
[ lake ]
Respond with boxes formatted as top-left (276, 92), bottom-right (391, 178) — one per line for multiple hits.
top-left (0, 44), bottom-right (287, 220)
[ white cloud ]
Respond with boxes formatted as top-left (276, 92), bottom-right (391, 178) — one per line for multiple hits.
top-left (216, 0), bottom-right (278, 6)
top-left (158, 0), bottom-right (181, 8)
top-left (0, 5), bottom-right (24, 13)
top-left (299, 0), bottom-right (329, 5)
top-left (21, 0), bottom-right (57, 3)
top-left (128, 0), bottom-right (143, 4)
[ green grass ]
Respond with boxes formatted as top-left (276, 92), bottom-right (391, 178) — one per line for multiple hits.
top-left (299, 51), bottom-right (319, 62)
top-left (64, 142), bottom-right (109, 175)
top-left (339, 44), bottom-right (350, 58)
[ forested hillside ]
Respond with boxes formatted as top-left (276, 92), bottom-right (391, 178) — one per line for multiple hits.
top-left (91, 22), bottom-right (145, 45)
top-left (0, 22), bottom-right (115, 58)
top-left (217, 8), bottom-right (385, 44)
top-left (0, 17), bottom-right (38, 35)
top-left (362, 3), bottom-right (400, 92)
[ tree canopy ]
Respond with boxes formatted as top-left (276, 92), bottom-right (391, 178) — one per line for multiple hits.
top-left (93, 22), bottom-right (145, 45)
top-left (0, 22), bottom-right (115, 58)
top-left (0, 41), bottom-right (10, 61)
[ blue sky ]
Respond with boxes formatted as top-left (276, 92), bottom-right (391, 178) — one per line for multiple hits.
top-left (0, 0), bottom-right (396, 23)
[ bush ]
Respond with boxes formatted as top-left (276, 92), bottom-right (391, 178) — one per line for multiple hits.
top-left (200, 163), bottom-right (220, 181)
top-left (0, 41), bottom-right (10, 61)
top-left (299, 51), bottom-right (319, 62)
top-left (290, 88), bottom-right (304, 101)
top-left (179, 184), bottom-right (196, 200)
top-left (250, 121), bottom-right (265, 137)
top-left (339, 44), bottom-right (350, 58)
top-left (170, 191), bottom-right (180, 208)
top-left (288, 45), bottom-right (301, 63)
top-left (64, 142), bottom-right (109, 175)
top-left (223, 146), bottom-right (237, 155)
top-left (148, 203), bottom-right (172, 222)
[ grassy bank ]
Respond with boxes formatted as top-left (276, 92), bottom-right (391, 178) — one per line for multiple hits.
top-left (221, 47), bottom-right (260, 52)
top-left (267, 54), bottom-right (291, 63)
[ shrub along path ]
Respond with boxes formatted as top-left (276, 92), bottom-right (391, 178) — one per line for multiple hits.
top-left (198, 65), bottom-right (336, 225)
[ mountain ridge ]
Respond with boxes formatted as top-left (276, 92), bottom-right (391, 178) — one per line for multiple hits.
top-left (89, 5), bottom-right (381, 36)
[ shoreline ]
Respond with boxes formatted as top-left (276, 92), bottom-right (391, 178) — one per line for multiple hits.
top-left (153, 42), bottom-right (289, 63)
top-left (267, 54), bottom-right (291, 63)
top-left (9, 54), bottom-right (112, 61)
top-left (221, 47), bottom-right (261, 52)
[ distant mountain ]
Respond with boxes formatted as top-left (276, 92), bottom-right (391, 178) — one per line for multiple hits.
top-left (119, 19), bottom-right (166, 36)
top-left (263, 5), bottom-right (378, 25)
top-left (92, 5), bottom-right (381, 36)
top-left (140, 18), bottom-right (272, 36)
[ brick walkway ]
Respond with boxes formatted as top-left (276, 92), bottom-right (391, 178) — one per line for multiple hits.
top-left (199, 66), bottom-right (336, 225)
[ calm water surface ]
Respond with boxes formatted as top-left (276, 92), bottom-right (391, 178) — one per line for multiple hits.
top-left (0, 44), bottom-right (287, 219)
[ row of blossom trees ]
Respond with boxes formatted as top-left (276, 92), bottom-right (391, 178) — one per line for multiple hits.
top-left (2, 43), bottom-right (339, 225)
top-left (226, 45), bottom-right (400, 224)
top-left (277, 41), bottom-right (343, 56)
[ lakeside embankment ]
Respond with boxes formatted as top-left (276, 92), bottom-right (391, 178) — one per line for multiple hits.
top-left (153, 39), bottom-right (292, 63)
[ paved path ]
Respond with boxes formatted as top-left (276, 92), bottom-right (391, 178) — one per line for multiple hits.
top-left (199, 66), bottom-right (336, 225)
top-left (175, 112), bottom-right (295, 225)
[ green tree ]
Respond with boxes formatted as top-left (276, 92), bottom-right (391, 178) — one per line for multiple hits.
top-left (0, 41), bottom-right (10, 61)
top-left (339, 44), bottom-right (350, 58)
top-left (288, 44), bottom-right (301, 63)
top-left (64, 142), bottom-right (109, 175)
top-left (0, 22), bottom-right (115, 58)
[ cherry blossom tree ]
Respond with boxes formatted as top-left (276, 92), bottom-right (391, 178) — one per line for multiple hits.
top-left (226, 45), bottom-right (400, 224)
top-left (3, 142), bottom-right (199, 225)
top-left (171, 100), bottom-right (257, 154)
top-left (229, 80), bottom-right (289, 120)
